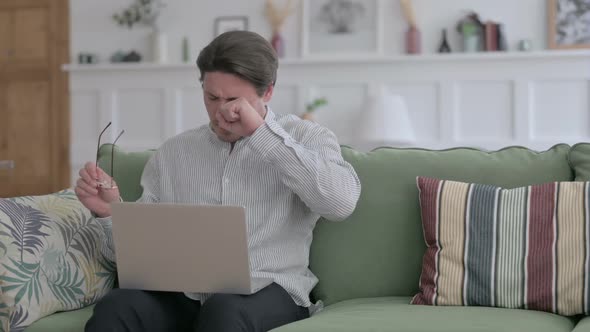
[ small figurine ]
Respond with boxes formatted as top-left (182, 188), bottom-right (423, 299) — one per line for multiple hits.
top-left (438, 29), bottom-right (452, 53)
top-left (122, 51), bottom-right (142, 62)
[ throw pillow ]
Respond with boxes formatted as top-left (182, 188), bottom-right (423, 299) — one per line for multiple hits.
top-left (412, 177), bottom-right (589, 316)
top-left (0, 189), bottom-right (116, 331)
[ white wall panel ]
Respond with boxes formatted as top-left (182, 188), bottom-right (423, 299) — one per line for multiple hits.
top-left (70, 91), bottom-right (100, 176)
top-left (455, 81), bottom-right (514, 141)
top-left (179, 87), bottom-right (208, 132)
top-left (311, 85), bottom-right (368, 146)
top-left (67, 51), bottom-right (590, 180)
top-left (531, 80), bottom-right (590, 140)
top-left (269, 86), bottom-right (299, 116)
top-left (71, 92), bottom-right (100, 146)
top-left (385, 83), bottom-right (440, 141)
top-left (117, 89), bottom-right (165, 149)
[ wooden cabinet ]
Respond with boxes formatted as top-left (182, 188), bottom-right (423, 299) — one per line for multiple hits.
top-left (0, 80), bottom-right (9, 189)
top-left (0, 3), bottom-right (50, 67)
top-left (0, 10), bottom-right (11, 63)
top-left (14, 7), bottom-right (49, 64)
top-left (0, 0), bottom-right (69, 197)
top-left (1, 81), bottom-right (52, 196)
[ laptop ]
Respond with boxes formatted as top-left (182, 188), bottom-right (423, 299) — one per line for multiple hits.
top-left (110, 202), bottom-right (273, 295)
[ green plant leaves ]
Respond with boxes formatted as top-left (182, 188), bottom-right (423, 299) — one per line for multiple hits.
top-left (0, 200), bottom-right (49, 264)
top-left (53, 211), bottom-right (101, 266)
top-left (0, 259), bottom-right (43, 305)
top-left (46, 262), bottom-right (85, 308)
top-left (97, 254), bottom-right (117, 289)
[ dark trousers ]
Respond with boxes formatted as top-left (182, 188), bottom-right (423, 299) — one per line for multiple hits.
top-left (85, 283), bottom-right (309, 332)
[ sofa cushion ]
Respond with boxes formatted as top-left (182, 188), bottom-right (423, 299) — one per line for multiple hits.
top-left (24, 305), bottom-right (93, 332)
top-left (271, 297), bottom-right (576, 332)
top-left (310, 145), bottom-right (573, 306)
top-left (97, 144), bottom-right (155, 202)
top-left (569, 143), bottom-right (590, 181)
top-left (412, 177), bottom-right (589, 316)
top-left (573, 317), bottom-right (590, 331)
top-left (0, 190), bottom-right (115, 331)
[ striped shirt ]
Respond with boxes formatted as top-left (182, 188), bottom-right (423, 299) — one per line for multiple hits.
top-left (96, 110), bottom-right (361, 308)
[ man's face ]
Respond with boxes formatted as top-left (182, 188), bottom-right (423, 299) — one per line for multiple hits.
top-left (202, 71), bottom-right (272, 143)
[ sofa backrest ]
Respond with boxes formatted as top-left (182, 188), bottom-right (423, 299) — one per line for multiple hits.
top-left (309, 144), bottom-right (573, 306)
top-left (97, 144), bottom-right (154, 202)
top-left (98, 143), bottom-right (574, 306)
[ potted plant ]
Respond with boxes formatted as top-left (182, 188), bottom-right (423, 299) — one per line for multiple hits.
top-left (301, 97), bottom-right (328, 121)
top-left (113, 0), bottom-right (167, 63)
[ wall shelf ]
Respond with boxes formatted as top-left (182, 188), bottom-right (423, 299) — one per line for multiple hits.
top-left (63, 50), bottom-right (590, 72)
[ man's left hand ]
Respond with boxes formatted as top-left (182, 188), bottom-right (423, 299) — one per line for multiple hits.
top-left (216, 98), bottom-right (266, 137)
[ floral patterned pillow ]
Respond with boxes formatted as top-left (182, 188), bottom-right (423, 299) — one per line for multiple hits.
top-left (0, 189), bottom-right (115, 332)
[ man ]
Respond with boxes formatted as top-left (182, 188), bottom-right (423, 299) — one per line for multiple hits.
top-left (75, 30), bottom-right (361, 332)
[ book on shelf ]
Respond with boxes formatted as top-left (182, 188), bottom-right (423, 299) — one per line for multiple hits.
top-left (485, 21), bottom-right (498, 51)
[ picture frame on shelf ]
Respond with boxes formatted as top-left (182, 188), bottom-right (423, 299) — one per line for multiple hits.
top-left (548, 0), bottom-right (590, 49)
top-left (214, 16), bottom-right (249, 38)
top-left (301, 0), bottom-right (384, 58)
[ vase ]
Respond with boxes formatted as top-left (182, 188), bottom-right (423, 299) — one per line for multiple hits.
top-left (151, 30), bottom-right (168, 63)
top-left (497, 24), bottom-right (508, 51)
top-left (518, 39), bottom-right (532, 52)
top-left (405, 26), bottom-right (421, 55)
top-left (463, 35), bottom-right (480, 53)
top-left (461, 22), bottom-right (481, 52)
top-left (182, 37), bottom-right (190, 63)
top-left (271, 32), bottom-right (285, 58)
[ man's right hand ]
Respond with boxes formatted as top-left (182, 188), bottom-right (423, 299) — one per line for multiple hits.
top-left (74, 162), bottom-right (121, 218)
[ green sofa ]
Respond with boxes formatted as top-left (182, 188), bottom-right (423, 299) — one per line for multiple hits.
top-left (25, 143), bottom-right (590, 332)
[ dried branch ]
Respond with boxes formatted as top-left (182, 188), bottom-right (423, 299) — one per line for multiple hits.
top-left (400, 0), bottom-right (417, 28)
top-left (265, 0), bottom-right (297, 33)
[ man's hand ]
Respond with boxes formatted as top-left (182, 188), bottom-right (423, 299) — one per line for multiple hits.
top-left (74, 162), bottom-right (121, 218)
top-left (216, 98), bottom-right (266, 137)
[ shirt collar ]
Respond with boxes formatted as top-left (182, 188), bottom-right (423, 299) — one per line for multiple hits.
top-left (265, 106), bottom-right (275, 122)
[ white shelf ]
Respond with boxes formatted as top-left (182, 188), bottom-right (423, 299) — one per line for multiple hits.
top-left (63, 62), bottom-right (195, 72)
top-left (63, 50), bottom-right (590, 72)
top-left (280, 49), bottom-right (590, 65)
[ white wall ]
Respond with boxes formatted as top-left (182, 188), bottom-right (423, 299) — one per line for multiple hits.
top-left (68, 1), bottom-right (590, 184)
top-left (71, 0), bottom-right (548, 63)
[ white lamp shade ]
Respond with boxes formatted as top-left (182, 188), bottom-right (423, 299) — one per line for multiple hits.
top-left (358, 91), bottom-right (415, 145)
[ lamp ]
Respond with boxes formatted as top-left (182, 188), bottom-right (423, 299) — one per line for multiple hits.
top-left (357, 89), bottom-right (415, 149)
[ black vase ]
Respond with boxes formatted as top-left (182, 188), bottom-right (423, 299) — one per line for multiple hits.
top-left (438, 29), bottom-right (452, 53)
top-left (497, 24), bottom-right (508, 51)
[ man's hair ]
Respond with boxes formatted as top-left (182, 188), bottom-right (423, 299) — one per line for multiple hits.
top-left (196, 31), bottom-right (278, 97)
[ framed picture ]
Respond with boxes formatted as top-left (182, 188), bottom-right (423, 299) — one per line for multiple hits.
top-left (548, 0), bottom-right (590, 49)
top-left (214, 16), bottom-right (249, 37)
top-left (301, 0), bottom-right (384, 57)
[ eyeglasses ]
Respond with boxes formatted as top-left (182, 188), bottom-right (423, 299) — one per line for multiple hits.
top-left (96, 122), bottom-right (125, 189)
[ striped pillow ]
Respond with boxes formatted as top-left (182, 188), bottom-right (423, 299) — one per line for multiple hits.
top-left (411, 177), bottom-right (589, 316)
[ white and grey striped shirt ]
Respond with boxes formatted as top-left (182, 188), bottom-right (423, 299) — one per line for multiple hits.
top-left (96, 110), bottom-right (361, 308)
